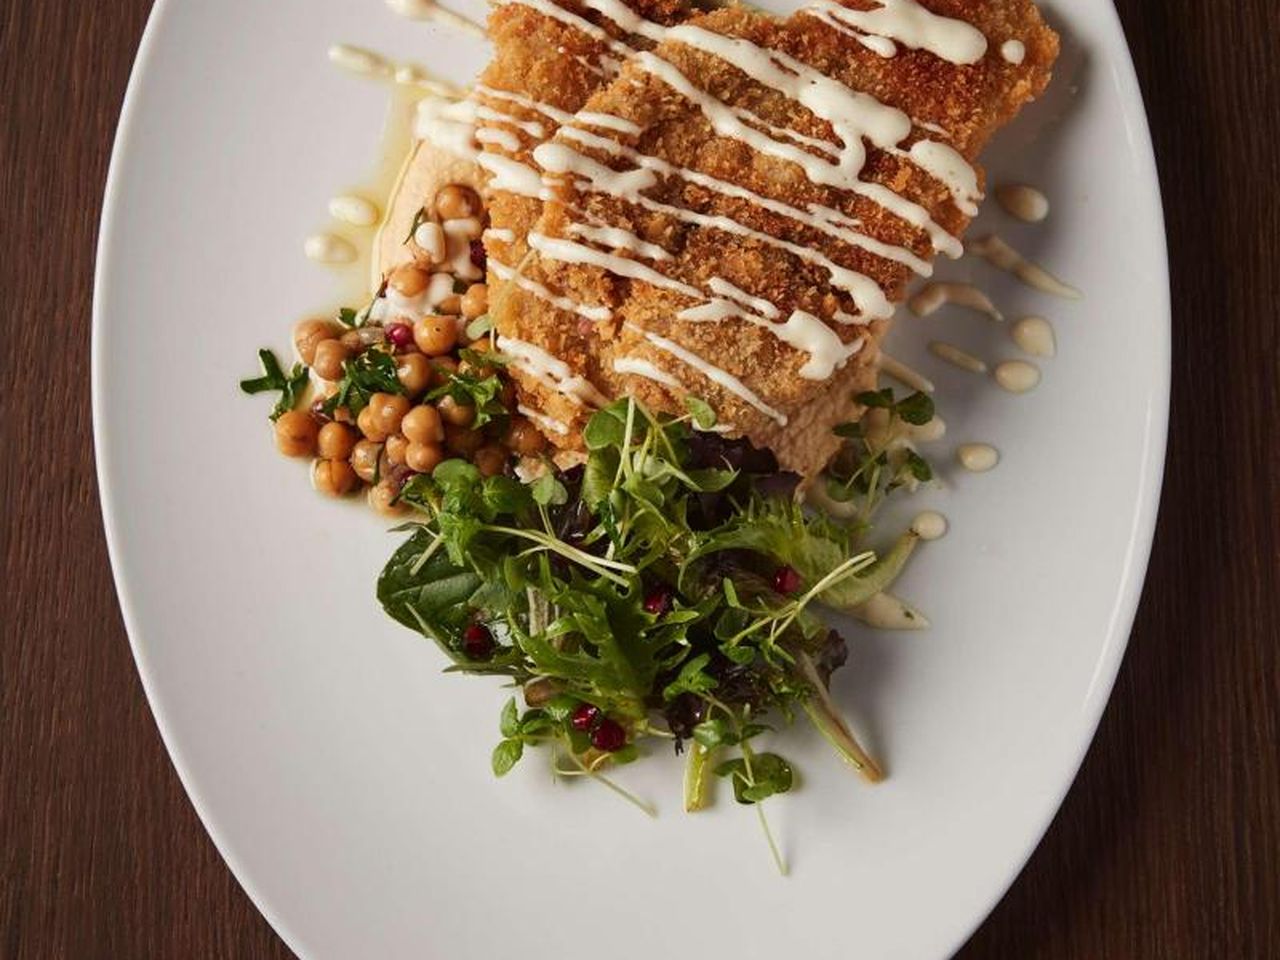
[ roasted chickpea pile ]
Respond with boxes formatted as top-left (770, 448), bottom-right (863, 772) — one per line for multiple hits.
top-left (270, 183), bottom-right (547, 515)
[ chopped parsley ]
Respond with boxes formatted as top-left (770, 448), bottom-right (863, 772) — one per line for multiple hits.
top-left (239, 349), bottom-right (309, 421)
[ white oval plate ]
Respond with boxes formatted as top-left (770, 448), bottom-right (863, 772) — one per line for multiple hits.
top-left (94, 1), bottom-right (1168, 958)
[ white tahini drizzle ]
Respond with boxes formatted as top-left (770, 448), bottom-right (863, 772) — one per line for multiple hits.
top-left (613, 356), bottom-right (682, 388)
top-left (804, 0), bottom-right (989, 65)
top-left (957, 442), bottom-right (999, 472)
top-left (386, 0), bottom-right (487, 40)
top-left (909, 282), bottom-right (1003, 321)
top-left (328, 194), bottom-right (380, 227)
top-left (1001, 40), bottom-right (1027, 65)
top-left (995, 184), bottom-right (1049, 223)
top-left (1010, 316), bottom-right (1056, 358)
top-left (534, 140), bottom-right (899, 318)
top-left (556, 125), bottom-right (939, 272)
top-left (854, 592), bottom-right (930, 630)
top-left (878, 354), bottom-right (934, 393)
top-left (497, 335), bottom-right (610, 407)
top-left (928, 340), bottom-right (987, 374)
top-left (304, 233), bottom-right (357, 265)
top-left (627, 324), bottom-right (788, 425)
top-left (967, 234), bottom-right (1082, 299)
top-left (567, 222), bottom-right (672, 260)
top-left (911, 510), bottom-right (948, 540)
top-left (993, 359), bottom-right (1041, 394)
top-left (415, 97), bottom-right (481, 160)
top-left (517, 404), bottom-right (571, 436)
top-left (489, 261), bottom-right (612, 322)
top-left (328, 44), bottom-right (394, 80)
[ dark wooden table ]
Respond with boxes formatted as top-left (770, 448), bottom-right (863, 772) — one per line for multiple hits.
top-left (3, 0), bottom-right (1277, 956)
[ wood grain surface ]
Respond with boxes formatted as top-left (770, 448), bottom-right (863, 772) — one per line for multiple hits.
top-left (2, 0), bottom-right (1277, 957)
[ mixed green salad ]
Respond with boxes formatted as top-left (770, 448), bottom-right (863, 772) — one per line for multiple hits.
top-left (246, 332), bottom-right (935, 872)
top-left (377, 396), bottom-right (931, 870)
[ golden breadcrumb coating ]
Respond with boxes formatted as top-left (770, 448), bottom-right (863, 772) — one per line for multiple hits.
top-left (490, 0), bottom-right (1058, 476)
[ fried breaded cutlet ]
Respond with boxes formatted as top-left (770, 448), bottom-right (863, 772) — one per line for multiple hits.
top-left (475, 0), bottom-right (693, 305)
top-left (487, 0), bottom-right (1058, 477)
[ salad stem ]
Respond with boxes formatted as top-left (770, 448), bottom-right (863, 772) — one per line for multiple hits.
top-left (683, 741), bottom-right (716, 813)
top-left (562, 750), bottom-right (658, 818)
top-left (756, 804), bottom-right (789, 877)
top-left (796, 651), bottom-right (885, 783)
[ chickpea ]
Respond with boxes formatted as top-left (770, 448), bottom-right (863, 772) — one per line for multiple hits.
top-left (312, 339), bottom-right (351, 381)
top-left (437, 395), bottom-right (475, 427)
top-left (350, 439), bottom-right (383, 483)
top-left (367, 392), bottom-right (411, 436)
top-left (385, 434), bottom-right (410, 466)
top-left (396, 353), bottom-right (433, 397)
top-left (406, 441), bottom-right (446, 474)
top-left (430, 356), bottom-right (459, 387)
top-left (473, 445), bottom-right (508, 478)
top-left (461, 283), bottom-right (489, 320)
top-left (274, 410), bottom-right (319, 457)
top-left (402, 405), bottom-right (445, 444)
top-left (316, 421), bottom-right (357, 460)
top-left (294, 318), bottom-right (339, 366)
top-left (413, 314), bottom-right (458, 357)
top-left (504, 417), bottom-right (547, 456)
top-left (368, 481), bottom-right (408, 518)
top-left (499, 380), bottom-right (517, 410)
top-left (388, 263), bottom-right (431, 298)
top-left (445, 423), bottom-right (484, 457)
top-left (436, 294), bottom-right (462, 316)
top-left (356, 405), bottom-right (389, 442)
top-left (435, 184), bottom-right (481, 220)
top-left (314, 458), bottom-right (358, 497)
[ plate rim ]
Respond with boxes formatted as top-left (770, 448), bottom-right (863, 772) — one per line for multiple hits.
top-left (91, 1), bottom-right (1171, 956)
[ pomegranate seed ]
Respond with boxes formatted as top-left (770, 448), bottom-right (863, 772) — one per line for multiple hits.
top-left (772, 565), bottom-right (802, 594)
top-left (385, 323), bottom-right (414, 348)
top-left (462, 623), bottom-right (494, 660)
top-left (590, 718), bottom-right (626, 752)
top-left (570, 702), bottom-right (600, 732)
top-left (643, 586), bottom-right (672, 616)
top-left (309, 399), bottom-right (333, 424)
top-left (469, 239), bottom-right (487, 270)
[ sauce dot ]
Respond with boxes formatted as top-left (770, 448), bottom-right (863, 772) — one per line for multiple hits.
top-left (995, 184), bottom-right (1050, 223)
top-left (957, 443), bottom-right (1000, 473)
top-left (328, 194), bottom-right (380, 228)
top-left (911, 511), bottom-right (948, 541)
top-left (994, 360), bottom-right (1042, 394)
top-left (304, 233), bottom-right (357, 265)
top-left (1010, 316), bottom-right (1057, 358)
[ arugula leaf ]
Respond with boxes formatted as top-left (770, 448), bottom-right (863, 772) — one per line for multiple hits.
top-left (583, 403), bottom-right (629, 451)
top-left (855, 387), bottom-right (895, 410)
top-left (323, 349), bottom-right (404, 416)
top-left (662, 653), bottom-right (717, 701)
top-left (895, 391), bottom-right (935, 426)
top-left (427, 368), bottom-right (507, 428)
top-left (376, 526), bottom-right (484, 662)
top-left (491, 738), bottom-right (523, 776)
top-left (240, 349), bottom-right (309, 421)
top-left (714, 752), bottom-right (794, 804)
top-left (499, 697), bottom-right (520, 738)
top-left (684, 395), bottom-right (717, 430)
top-left (904, 450), bottom-right (933, 482)
top-left (531, 473), bottom-right (568, 506)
